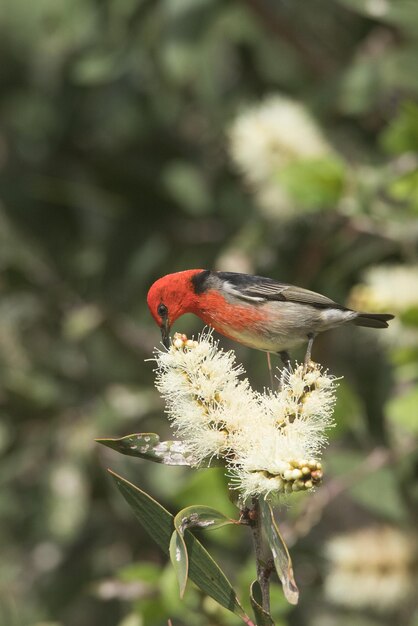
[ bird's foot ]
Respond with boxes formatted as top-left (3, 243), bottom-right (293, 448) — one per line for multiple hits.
top-left (303, 333), bottom-right (316, 373)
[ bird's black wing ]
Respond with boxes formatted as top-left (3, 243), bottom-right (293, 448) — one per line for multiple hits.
top-left (216, 271), bottom-right (346, 310)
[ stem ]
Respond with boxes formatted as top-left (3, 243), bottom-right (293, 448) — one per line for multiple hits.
top-left (250, 498), bottom-right (271, 613)
top-left (242, 0), bottom-right (333, 77)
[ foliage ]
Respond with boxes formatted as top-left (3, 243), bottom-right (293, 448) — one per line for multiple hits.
top-left (0, 0), bottom-right (417, 625)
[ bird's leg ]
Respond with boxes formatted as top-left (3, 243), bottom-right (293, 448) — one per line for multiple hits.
top-left (304, 333), bottom-right (316, 371)
top-left (266, 352), bottom-right (275, 390)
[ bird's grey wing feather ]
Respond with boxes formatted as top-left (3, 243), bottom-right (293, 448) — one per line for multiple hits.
top-left (276, 285), bottom-right (343, 308)
top-left (218, 273), bottom-right (344, 309)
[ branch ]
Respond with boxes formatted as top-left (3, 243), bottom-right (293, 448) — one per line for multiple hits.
top-left (241, 0), bottom-right (334, 77)
top-left (249, 498), bottom-right (271, 613)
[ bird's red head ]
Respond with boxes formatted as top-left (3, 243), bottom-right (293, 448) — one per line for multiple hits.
top-left (147, 269), bottom-right (205, 347)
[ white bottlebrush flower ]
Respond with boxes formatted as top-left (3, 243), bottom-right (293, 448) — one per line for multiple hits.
top-left (154, 331), bottom-right (261, 465)
top-left (153, 333), bottom-right (337, 500)
top-left (229, 364), bottom-right (336, 500)
top-left (324, 526), bottom-right (418, 612)
top-left (228, 95), bottom-right (332, 216)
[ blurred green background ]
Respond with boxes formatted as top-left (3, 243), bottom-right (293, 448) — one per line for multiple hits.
top-left (0, 0), bottom-right (418, 625)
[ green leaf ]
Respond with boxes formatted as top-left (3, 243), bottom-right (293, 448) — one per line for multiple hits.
top-left (381, 101), bottom-right (418, 154)
top-left (110, 469), bottom-right (173, 552)
top-left (351, 466), bottom-right (407, 522)
top-left (71, 50), bottom-right (123, 85)
top-left (97, 433), bottom-right (224, 466)
top-left (327, 451), bottom-right (407, 523)
top-left (250, 580), bottom-right (275, 626)
top-left (174, 505), bottom-right (236, 533)
top-left (278, 157), bottom-right (345, 209)
top-left (170, 505), bottom-right (237, 598)
top-left (109, 470), bottom-right (250, 622)
top-left (96, 433), bottom-right (194, 465)
top-left (259, 499), bottom-right (299, 606)
top-left (162, 161), bottom-right (211, 215)
top-left (169, 529), bottom-right (189, 598)
top-left (387, 170), bottom-right (418, 213)
top-left (400, 307), bottom-right (418, 327)
top-left (387, 384), bottom-right (418, 434)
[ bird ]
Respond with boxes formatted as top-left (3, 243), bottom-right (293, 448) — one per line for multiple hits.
top-left (147, 269), bottom-right (394, 367)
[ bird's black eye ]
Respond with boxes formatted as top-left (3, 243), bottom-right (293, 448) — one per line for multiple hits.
top-left (157, 303), bottom-right (168, 318)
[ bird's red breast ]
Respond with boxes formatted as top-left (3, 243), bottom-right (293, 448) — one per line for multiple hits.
top-left (193, 288), bottom-right (266, 334)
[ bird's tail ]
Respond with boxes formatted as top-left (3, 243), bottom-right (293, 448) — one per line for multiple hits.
top-left (353, 312), bottom-right (394, 329)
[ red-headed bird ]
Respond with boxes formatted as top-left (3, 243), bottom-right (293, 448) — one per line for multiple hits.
top-left (147, 269), bottom-right (394, 365)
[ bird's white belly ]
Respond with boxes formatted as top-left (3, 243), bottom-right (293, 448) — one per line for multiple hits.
top-left (217, 325), bottom-right (306, 353)
top-left (212, 301), bottom-right (357, 353)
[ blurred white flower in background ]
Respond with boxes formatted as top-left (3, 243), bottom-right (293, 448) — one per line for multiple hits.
top-left (229, 95), bottom-right (330, 176)
top-left (348, 264), bottom-right (418, 314)
top-left (348, 264), bottom-right (418, 347)
top-left (228, 95), bottom-right (334, 217)
top-left (154, 332), bottom-right (337, 500)
top-left (324, 526), bottom-right (417, 612)
top-left (215, 247), bottom-right (255, 275)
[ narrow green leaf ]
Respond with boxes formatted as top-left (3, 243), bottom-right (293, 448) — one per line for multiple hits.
top-left (97, 433), bottom-right (225, 466)
top-left (97, 433), bottom-right (194, 465)
top-left (174, 505), bottom-right (236, 533)
top-left (250, 580), bottom-right (275, 626)
top-left (110, 469), bottom-right (172, 553)
top-left (169, 530), bottom-right (189, 598)
top-left (109, 470), bottom-right (250, 622)
top-left (170, 505), bottom-right (235, 599)
top-left (259, 499), bottom-right (299, 605)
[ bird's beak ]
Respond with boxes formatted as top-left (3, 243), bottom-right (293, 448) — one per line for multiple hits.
top-left (160, 319), bottom-right (170, 349)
